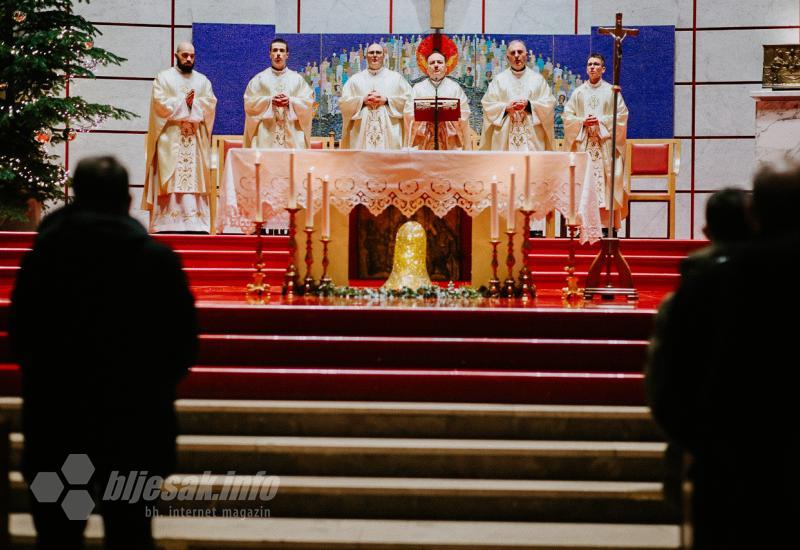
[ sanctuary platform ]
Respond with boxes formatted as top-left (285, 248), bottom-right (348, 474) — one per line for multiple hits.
top-left (0, 231), bottom-right (703, 548)
top-left (0, 231), bottom-right (705, 406)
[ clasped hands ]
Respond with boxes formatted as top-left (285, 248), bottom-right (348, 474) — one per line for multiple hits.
top-left (505, 99), bottom-right (528, 113)
top-left (364, 91), bottom-right (387, 109)
top-left (582, 115), bottom-right (600, 128)
top-left (271, 93), bottom-right (290, 109)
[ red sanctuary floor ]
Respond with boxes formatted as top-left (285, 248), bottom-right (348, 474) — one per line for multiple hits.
top-left (194, 289), bottom-right (668, 310)
top-left (0, 232), bottom-right (705, 405)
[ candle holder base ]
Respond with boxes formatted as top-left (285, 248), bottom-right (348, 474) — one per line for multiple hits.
top-left (517, 209), bottom-right (536, 301)
top-left (501, 278), bottom-right (518, 298)
top-left (561, 223), bottom-right (584, 308)
top-left (318, 237), bottom-right (333, 295)
top-left (302, 226), bottom-right (316, 295)
top-left (245, 221), bottom-right (271, 305)
top-left (487, 239), bottom-right (501, 297)
top-left (282, 207), bottom-right (301, 297)
top-left (502, 230), bottom-right (518, 298)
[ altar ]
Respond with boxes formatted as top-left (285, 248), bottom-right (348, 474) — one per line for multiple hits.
top-left (220, 149), bottom-right (602, 287)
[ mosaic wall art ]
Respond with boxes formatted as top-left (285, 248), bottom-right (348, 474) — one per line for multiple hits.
top-left (194, 24), bottom-right (674, 139)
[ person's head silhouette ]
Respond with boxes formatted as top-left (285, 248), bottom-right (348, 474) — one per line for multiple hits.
top-left (703, 188), bottom-right (752, 244)
top-left (751, 159), bottom-right (800, 238)
top-left (71, 156), bottom-right (131, 216)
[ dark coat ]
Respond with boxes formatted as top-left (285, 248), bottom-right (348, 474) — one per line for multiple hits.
top-left (9, 205), bottom-right (197, 478)
top-left (646, 236), bottom-right (800, 548)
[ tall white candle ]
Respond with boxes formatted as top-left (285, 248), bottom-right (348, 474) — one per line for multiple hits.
top-left (305, 170), bottom-right (314, 230)
top-left (490, 176), bottom-right (499, 241)
top-left (507, 169), bottom-right (516, 232)
top-left (524, 155), bottom-right (531, 211)
top-left (288, 153), bottom-right (297, 209)
top-left (254, 161), bottom-right (262, 222)
top-left (322, 176), bottom-right (330, 239)
top-left (569, 153), bottom-right (576, 225)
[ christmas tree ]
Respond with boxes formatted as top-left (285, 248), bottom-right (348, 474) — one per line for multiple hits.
top-left (0, 0), bottom-right (135, 221)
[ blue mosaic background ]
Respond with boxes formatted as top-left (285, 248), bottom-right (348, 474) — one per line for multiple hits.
top-left (193, 24), bottom-right (674, 139)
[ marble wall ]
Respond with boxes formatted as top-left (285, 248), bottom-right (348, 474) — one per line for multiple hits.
top-left (65, 0), bottom-right (800, 237)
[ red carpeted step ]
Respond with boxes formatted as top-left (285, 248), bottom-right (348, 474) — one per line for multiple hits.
top-left (528, 253), bottom-right (685, 274)
top-left (196, 304), bottom-right (656, 340)
top-left (179, 366), bottom-right (646, 406)
top-left (529, 238), bottom-right (706, 256)
top-left (0, 363), bottom-right (645, 405)
top-left (197, 334), bottom-right (649, 372)
top-left (175, 249), bottom-right (289, 269)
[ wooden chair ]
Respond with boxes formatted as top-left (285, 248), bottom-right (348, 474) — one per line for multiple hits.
top-left (624, 139), bottom-right (680, 239)
top-left (210, 134), bottom-right (244, 235)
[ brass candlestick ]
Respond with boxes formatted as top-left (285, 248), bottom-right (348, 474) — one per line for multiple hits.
top-left (561, 222), bottom-right (584, 308)
top-left (319, 237), bottom-right (333, 293)
top-left (302, 226), bottom-right (316, 294)
top-left (488, 239), bottom-right (501, 297)
top-left (282, 207), bottom-right (300, 296)
top-left (502, 229), bottom-right (517, 298)
top-left (517, 209), bottom-right (536, 301)
top-left (245, 221), bottom-right (271, 304)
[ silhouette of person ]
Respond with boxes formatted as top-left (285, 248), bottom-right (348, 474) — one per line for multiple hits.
top-left (10, 156), bottom-right (198, 550)
top-left (680, 187), bottom-right (753, 278)
top-left (646, 161), bottom-right (800, 549)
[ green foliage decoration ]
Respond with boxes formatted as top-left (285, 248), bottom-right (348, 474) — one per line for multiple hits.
top-left (0, 0), bottom-right (136, 221)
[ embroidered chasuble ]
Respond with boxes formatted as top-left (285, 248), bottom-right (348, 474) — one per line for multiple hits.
top-left (407, 77), bottom-right (472, 151)
top-left (479, 67), bottom-right (555, 152)
top-left (243, 67), bottom-right (314, 149)
top-left (563, 79), bottom-right (629, 225)
top-left (339, 67), bottom-right (412, 150)
top-left (142, 67), bottom-right (217, 232)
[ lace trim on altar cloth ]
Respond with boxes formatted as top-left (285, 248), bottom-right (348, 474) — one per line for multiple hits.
top-left (218, 150), bottom-right (604, 244)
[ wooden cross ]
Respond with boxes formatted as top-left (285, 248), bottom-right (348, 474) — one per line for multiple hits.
top-left (583, 13), bottom-right (640, 302)
top-left (598, 13), bottom-right (639, 89)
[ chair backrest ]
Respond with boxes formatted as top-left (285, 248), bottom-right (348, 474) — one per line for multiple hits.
top-left (630, 143), bottom-right (671, 176)
top-left (310, 135), bottom-right (334, 149)
top-left (623, 138), bottom-right (681, 239)
top-left (625, 139), bottom-right (681, 192)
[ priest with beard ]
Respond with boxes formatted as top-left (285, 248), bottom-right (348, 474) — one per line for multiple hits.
top-left (243, 38), bottom-right (315, 149)
top-left (406, 36), bottom-right (472, 151)
top-left (339, 42), bottom-right (412, 150)
top-left (142, 42), bottom-right (217, 233)
top-left (479, 39), bottom-right (555, 151)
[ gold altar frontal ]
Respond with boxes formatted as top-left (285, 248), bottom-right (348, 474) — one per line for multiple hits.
top-left (295, 207), bottom-right (528, 287)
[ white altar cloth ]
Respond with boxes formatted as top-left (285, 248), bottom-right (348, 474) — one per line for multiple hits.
top-left (220, 149), bottom-right (602, 243)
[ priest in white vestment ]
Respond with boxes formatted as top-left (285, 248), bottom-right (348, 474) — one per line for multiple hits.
top-left (339, 42), bottom-right (412, 150)
top-left (563, 53), bottom-right (629, 227)
top-left (243, 38), bottom-right (315, 149)
top-left (480, 40), bottom-right (555, 152)
top-left (406, 48), bottom-right (472, 150)
top-left (142, 42), bottom-right (217, 233)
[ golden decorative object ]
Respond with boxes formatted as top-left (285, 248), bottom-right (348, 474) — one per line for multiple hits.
top-left (383, 221), bottom-right (432, 290)
top-left (763, 45), bottom-right (800, 89)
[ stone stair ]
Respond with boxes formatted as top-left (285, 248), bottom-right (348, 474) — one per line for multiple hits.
top-left (0, 398), bottom-right (681, 548)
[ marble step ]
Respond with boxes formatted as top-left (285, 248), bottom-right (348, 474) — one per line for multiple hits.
top-left (9, 514), bottom-right (682, 549)
top-left (9, 472), bottom-right (678, 523)
top-left (0, 398), bottom-right (663, 441)
top-left (7, 433), bottom-right (666, 481)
